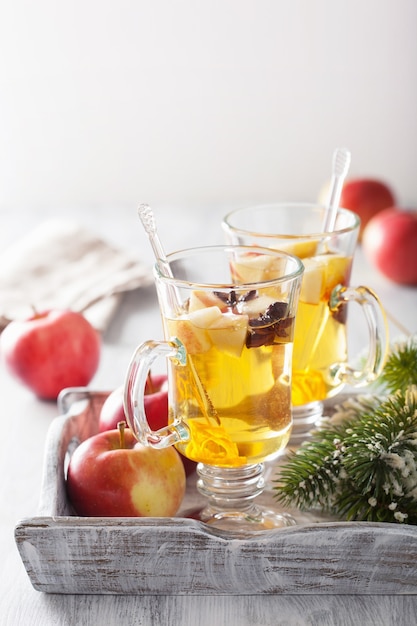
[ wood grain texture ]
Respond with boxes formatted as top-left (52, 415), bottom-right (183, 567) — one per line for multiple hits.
top-left (30, 595), bottom-right (417, 626)
top-left (14, 389), bottom-right (417, 595)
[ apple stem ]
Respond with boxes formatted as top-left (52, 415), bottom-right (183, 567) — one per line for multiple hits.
top-left (118, 421), bottom-right (127, 449)
top-left (146, 371), bottom-right (156, 394)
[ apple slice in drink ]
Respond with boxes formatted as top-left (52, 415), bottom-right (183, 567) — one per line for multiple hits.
top-left (207, 312), bottom-right (249, 358)
top-left (169, 304), bottom-right (249, 358)
top-left (277, 239), bottom-right (321, 259)
top-left (299, 258), bottom-right (325, 305)
top-left (189, 290), bottom-right (229, 313)
top-left (237, 294), bottom-right (278, 318)
top-left (322, 254), bottom-right (351, 293)
top-left (168, 306), bottom-right (223, 354)
top-left (300, 254), bottom-right (351, 305)
top-left (231, 253), bottom-right (286, 284)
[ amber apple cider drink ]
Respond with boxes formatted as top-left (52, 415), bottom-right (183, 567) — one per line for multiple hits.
top-left (286, 241), bottom-right (352, 405)
top-left (158, 251), bottom-right (302, 468)
top-left (223, 204), bottom-right (389, 429)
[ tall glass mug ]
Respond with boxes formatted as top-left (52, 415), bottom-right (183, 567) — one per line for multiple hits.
top-left (123, 245), bottom-right (304, 532)
top-left (222, 204), bottom-right (389, 442)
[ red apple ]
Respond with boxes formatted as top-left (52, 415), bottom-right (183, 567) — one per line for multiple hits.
top-left (99, 377), bottom-right (197, 476)
top-left (339, 178), bottom-right (396, 240)
top-left (0, 309), bottom-right (101, 400)
top-left (99, 374), bottom-right (169, 433)
top-left (362, 207), bottom-right (417, 285)
top-left (66, 422), bottom-right (186, 517)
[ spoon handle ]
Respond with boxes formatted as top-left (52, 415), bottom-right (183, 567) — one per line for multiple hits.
top-left (322, 147), bottom-right (351, 232)
top-left (138, 204), bottom-right (174, 278)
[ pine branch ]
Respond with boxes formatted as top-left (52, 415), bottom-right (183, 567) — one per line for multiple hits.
top-left (274, 387), bottom-right (417, 524)
top-left (371, 334), bottom-right (417, 394)
top-left (275, 424), bottom-right (349, 512)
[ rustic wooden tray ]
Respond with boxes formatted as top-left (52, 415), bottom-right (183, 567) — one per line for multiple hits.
top-left (15, 389), bottom-right (417, 595)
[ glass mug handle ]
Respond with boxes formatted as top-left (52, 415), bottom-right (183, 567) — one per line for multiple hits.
top-left (123, 338), bottom-right (190, 448)
top-left (329, 284), bottom-right (388, 387)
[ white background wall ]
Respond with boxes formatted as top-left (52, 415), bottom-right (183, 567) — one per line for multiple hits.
top-left (1, 0), bottom-right (416, 219)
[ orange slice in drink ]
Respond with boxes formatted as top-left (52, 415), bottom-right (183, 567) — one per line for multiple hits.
top-left (185, 420), bottom-right (247, 466)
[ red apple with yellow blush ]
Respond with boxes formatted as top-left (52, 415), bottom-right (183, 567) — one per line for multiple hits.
top-left (98, 376), bottom-right (197, 476)
top-left (0, 309), bottom-right (101, 400)
top-left (362, 207), bottom-right (417, 285)
top-left (66, 422), bottom-right (186, 517)
top-left (99, 374), bottom-right (169, 433)
top-left (339, 178), bottom-right (396, 240)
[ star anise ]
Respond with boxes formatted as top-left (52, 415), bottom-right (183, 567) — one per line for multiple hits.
top-left (246, 301), bottom-right (294, 348)
top-left (213, 289), bottom-right (258, 309)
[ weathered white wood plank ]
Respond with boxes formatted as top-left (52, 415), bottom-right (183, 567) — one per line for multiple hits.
top-left (15, 515), bottom-right (417, 594)
top-left (8, 593), bottom-right (417, 626)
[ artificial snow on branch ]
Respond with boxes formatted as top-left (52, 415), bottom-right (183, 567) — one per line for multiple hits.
top-left (274, 335), bottom-right (417, 524)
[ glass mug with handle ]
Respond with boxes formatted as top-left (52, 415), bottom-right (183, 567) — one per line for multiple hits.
top-left (222, 203), bottom-right (389, 443)
top-left (123, 245), bottom-right (304, 532)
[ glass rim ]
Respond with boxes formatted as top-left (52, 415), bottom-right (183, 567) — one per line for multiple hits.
top-left (222, 202), bottom-right (360, 239)
top-left (153, 244), bottom-right (304, 289)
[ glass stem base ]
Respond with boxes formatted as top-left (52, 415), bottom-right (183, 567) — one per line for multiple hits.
top-left (196, 463), bottom-right (296, 534)
top-left (289, 401), bottom-right (324, 446)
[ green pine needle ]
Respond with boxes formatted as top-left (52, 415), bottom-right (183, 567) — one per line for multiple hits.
top-left (378, 336), bottom-right (417, 394)
top-left (275, 424), bottom-right (349, 511)
top-left (274, 385), bottom-right (417, 524)
top-left (372, 335), bottom-right (417, 394)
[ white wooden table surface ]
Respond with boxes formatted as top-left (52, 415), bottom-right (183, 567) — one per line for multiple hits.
top-left (1, 205), bottom-right (417, 625)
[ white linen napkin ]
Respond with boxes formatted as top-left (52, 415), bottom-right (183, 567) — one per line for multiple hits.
top-left (0, 219), bottom-right (153, 332)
